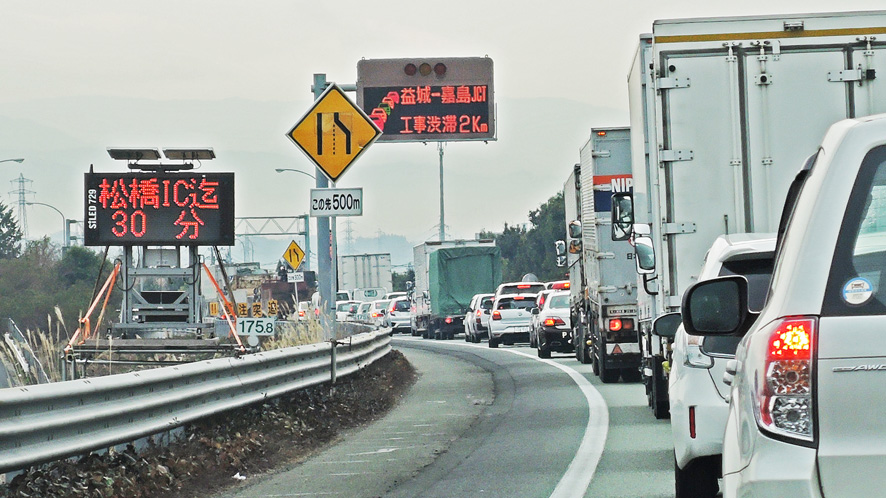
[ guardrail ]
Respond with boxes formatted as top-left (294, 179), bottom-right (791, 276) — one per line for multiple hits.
top-left (0, 329), bottom-right (391, 474)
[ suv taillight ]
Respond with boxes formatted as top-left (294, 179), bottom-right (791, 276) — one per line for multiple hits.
top-left (544, 317), bottom-right (565, 327)
top-left (755, 316), bottom-right (815, 442)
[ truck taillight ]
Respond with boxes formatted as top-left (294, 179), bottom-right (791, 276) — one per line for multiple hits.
top-left (445, 317), bottom-right (453, 324)
top-left (609, 319), bottom-right (622, 331)
top-left (544, 317), bottom-right (565, 327)
top-left (755, 316), bottom-right (815, 442)
top-left (492, 311), bottom-right (502, 320)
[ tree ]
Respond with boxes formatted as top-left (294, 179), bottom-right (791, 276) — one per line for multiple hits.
top-left (0, 201), bottom-right (22, 259)
top-left (392, 268), bottom-right (415, 292)
top-left (481, 191), bottom-right (567, 283)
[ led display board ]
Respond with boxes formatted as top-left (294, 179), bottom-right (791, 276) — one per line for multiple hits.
top-left (357, 57), bottom-right (495, 143)
top-left (84, 172), bottom-right (235, 246)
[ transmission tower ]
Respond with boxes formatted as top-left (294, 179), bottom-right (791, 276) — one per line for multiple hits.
top-left (344, 219), bottom-right (355, 254)
top-left (9, 174), bottom-right (34, 237)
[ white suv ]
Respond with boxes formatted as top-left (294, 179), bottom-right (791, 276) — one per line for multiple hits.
top-left (667, 234), bottom-right (775, 497)
top-left (682, 115), bottom-right (886, 496)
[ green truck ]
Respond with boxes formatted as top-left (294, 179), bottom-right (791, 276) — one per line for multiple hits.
top-left (412, 241), bottom-right (502, 340)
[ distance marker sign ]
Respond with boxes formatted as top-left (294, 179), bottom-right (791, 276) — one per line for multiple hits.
top-left (287, 84), bottom-right (382, 182)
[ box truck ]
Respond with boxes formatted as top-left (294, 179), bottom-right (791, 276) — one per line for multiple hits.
top-left (563, 127), bottom-right (639, 383)
top-left (624, 11), bottom-right (886, 418)
top-left (412, 240), bottom-right (501, 339)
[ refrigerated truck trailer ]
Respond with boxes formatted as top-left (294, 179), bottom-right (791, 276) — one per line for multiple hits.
top-left (626, 11), bottom-right (886, 418)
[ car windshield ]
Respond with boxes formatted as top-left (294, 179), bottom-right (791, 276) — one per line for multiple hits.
top-left (547, 294), bottom-right (569, 309)
top-left (703, 256), bottom-right (774, 355)
top-left (496, 297), bottom-right (537, 310)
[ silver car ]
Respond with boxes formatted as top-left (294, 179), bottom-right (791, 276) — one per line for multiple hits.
top-left (682, 115), bottom-right (886, 496)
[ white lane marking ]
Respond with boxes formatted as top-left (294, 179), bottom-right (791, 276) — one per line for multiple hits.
top-left (395, 337), bottom-right (609, 498)
top-left (348, 447), bottom-right (400, 456)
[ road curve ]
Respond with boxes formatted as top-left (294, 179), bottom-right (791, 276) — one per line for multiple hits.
top-left (217, 336), bottom-right (607, 497)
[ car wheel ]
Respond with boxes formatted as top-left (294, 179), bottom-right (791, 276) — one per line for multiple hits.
top-left (652, 358), bottom-right (670, 419)
top-left (674, 456), bottom-right (719, 498)
top-left (591, 350), bottom-right (600, 375)
top-left (530, 331), bottom-right (537, 349)
top-left (473, 333), bottom-right (481, 344)
top-left (600, 366), bottom-right (619, 383)
top-left (537, 345), bottom-right (551, 359)
top-left (488, 337), bottom-right (499, 348)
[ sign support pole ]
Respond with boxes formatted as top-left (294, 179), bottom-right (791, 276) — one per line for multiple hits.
top-left (438, 141), bottom-right (445, 241)
top-left (312, 73), bottom-right (337, 337)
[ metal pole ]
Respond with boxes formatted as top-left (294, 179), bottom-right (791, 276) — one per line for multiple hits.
top-left (312, 74), bottom-right (336, 338)
top-left (302, 214), bottom-right (311, 272)
top-left (438, 142), bottom-right (445, 241)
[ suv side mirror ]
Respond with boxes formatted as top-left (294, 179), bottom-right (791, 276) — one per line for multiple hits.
top-left (652, 312), bottom-right (681, 338)
top-left (682, 276), bottom-right (755, 336)
top-left (611, 193), bottom-right (633, 241)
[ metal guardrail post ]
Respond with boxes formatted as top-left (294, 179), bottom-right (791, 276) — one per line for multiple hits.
top-left (330, 340), bottom-right (337, 384)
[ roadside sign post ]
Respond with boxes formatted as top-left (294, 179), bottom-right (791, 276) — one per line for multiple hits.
top-left (287, 74), bottom-right (381, 339)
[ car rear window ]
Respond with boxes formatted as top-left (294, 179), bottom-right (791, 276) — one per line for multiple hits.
top-left (496, 297), bottom-right (537, 310)
top-left (702, 256), bottom-right (774, 356)
top-left (824, 145), bottom-right (886, 316)
top-left (480, 297), bottom-right (493, 309)
top-left (500, 283), bottom-right (546, 295)
top-left (393, 300), bottom-right (410, 312)
top-left (547, 294), bottom-right (569, 309)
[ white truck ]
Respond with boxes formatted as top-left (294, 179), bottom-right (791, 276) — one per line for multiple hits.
top-left (338, 253), bottom-right (392, 301)
top-left (563, 127), bottom-right (640, 383)
top-left (622, 11), bottom-right (886, 419)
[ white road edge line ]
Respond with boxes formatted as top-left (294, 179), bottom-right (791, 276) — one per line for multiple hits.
top-left (396, 337), bottom-right (609, 497)
top-left (502, 349), bottom-right (609, 498)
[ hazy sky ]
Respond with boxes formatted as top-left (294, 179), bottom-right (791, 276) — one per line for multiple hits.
top-left (1, 1), bottom-right (884, 262)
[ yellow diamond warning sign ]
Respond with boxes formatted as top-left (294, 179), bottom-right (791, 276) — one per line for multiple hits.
top-left (283, 240), bottom-right (305, 270)
top-left (287, 83), bottom-right (382, 182)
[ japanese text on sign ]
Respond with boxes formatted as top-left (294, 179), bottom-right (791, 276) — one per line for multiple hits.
top-left (361, 85), bottom-right (490, 140)
top-left (84, 173), bottom-right (235, 246)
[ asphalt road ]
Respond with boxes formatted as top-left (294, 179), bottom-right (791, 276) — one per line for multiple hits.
top-left (218, 336), bottom-right (674, 497)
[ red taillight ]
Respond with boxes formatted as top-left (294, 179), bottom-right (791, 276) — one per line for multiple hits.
top-left (517, 284), bottom-right (531, 289)
top-left (298, 311), bottom-right (305, 317)
top-left (445, 317), bottom-right (453, 324)
top-left (514, 296), bottom-right (525, 300)
top-left (609, 319), bottom-right (623, 332)
top-left (475, 309), bottom-right (482, 317)
top-left (621, 319), bottom-right (634, 331)
top-left (689, 406), bottom-right (696, 439)
top-left (492, 310), bottom-right (502, 320)
top-left (544, 317), bottom-right (566, 327)
top-left (757, 317), bottom-right (815, 442)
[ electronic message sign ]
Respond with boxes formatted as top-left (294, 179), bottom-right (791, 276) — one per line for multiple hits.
top-left (84, 172), bottom-right (235, 246)
top-left (357, 57), bottom-right (495, 143)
